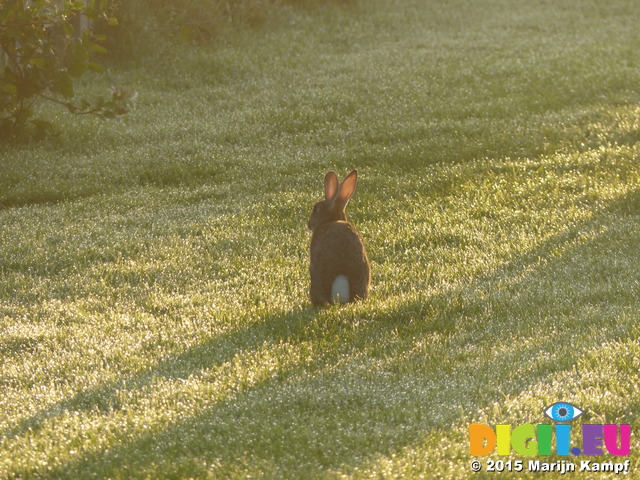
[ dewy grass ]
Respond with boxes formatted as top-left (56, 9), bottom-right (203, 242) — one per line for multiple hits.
top-left (1, 0), bottom-right (640, 478)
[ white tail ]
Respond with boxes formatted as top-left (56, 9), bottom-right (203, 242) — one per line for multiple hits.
top-left (331, 275), bottom-right (350, 304)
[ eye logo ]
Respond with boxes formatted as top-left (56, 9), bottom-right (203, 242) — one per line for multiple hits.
top-left (544, 402), bottom-right (584, 422)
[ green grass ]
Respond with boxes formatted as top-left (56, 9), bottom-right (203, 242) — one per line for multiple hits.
top-left (1, 0), bottom-right (640, 478)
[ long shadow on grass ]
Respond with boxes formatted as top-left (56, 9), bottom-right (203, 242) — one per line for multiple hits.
top-left (0, 307), bottom-right (317, 438)
top-left (6, 189), bottom-right (640, 478)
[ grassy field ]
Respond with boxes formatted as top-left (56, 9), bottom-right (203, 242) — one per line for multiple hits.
top-left (1, 0), bottom-right (640, 478)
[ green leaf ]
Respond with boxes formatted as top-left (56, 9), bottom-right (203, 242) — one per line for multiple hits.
top-left (67, 42), bottom-right (89, 77)
top-left (90, 44), bottom-right (108, 55)
top-left (87, 61), bottom-right (104, 73)
top-left (67, 59), bottom-right (88, 77)
top-left (63, 22), bottom-right (74, 37)
top-left (2, 83), bottom-right (18, 95)
top-left (54, 74), bottom-right (74, 99)
top-left (69, 1), bottom-right (86, 11)
top-left (30, 58), bottom-right (46, 68)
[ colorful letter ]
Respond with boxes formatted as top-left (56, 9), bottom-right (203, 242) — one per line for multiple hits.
top-left (469, 424), bottom-right (496, 456)
top-left (582, 424), bottom-right (604, 455)
top-left (537, 424), bottom-right (553, 455)
top-left (556, 424), bottom-right (571, 455)
top-left (511, 424), bottom-right (537, 456)
top-left (603, 424), bottom-right (631, 456)
top-left (496, 424), bottom-right (511, 455)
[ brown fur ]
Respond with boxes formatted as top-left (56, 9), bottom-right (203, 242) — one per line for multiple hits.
top-left (308, 170), bottom-right (371, 306)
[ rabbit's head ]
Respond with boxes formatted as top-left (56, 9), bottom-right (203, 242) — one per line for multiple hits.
top-left (307, 170), bottom-right (358, 232)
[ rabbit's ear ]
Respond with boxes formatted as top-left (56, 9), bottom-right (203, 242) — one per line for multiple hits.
top-left (324, 171), bottom-right (338, 200)
top-left (336, 169), bottom-right (357, 210)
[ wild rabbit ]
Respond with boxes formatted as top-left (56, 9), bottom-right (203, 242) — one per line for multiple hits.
top-left (308, 170), bottom-right (370, 306)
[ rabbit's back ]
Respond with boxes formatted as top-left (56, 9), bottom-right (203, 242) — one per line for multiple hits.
top-left (309, 221), bottom-right (370, 305)
top-left (310, 221), bottom-right (366, 264)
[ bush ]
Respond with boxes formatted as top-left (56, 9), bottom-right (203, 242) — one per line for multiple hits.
top-left (0, 0), bottom-right (135, 138)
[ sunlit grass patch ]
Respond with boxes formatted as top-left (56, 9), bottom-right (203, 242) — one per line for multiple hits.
top-left (1, 0), bottom-right (640, 478)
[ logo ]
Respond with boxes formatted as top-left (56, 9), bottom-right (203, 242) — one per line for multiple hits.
top-left (543, 402), bottom-right (584, 422)
top-left (468, 403), bottom-right (632, 475)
